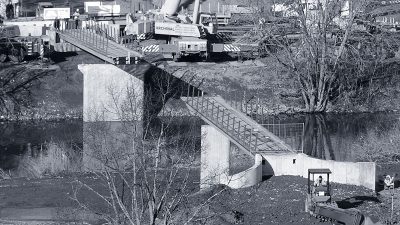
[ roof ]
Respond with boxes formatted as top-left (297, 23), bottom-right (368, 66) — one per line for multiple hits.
top-left (308, 168), bottom-right (332, 174)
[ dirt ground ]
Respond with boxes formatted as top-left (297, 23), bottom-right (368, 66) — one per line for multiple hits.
top-left (0, 173), bottom-right (398, 224)
top-left (187, 176), bottom-right (399, 225)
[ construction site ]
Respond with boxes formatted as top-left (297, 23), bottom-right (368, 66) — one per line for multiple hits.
top-left (0, 0), bottom-right (400, 224)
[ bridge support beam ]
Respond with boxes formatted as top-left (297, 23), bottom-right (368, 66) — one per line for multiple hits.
top-left (79, 64), bottom-right (144, 122)
top-left (200, 125), bottom-right (230, 189)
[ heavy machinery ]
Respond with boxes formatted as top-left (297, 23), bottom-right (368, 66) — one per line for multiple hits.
top-left (123, 0), bottom-right (240, 61)
top-left (0, 25), bottom-right (50, 63)
top-left (305, 169), bottom-right (383, 225)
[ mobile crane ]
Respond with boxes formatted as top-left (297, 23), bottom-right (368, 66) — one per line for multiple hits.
top-left (123, 0), bottom-right (240, 61)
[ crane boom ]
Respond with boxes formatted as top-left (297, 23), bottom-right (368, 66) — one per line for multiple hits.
top-left (160, 0), bottom-right (181, 16)
top-left (192, 0), bottom-right (200, 24)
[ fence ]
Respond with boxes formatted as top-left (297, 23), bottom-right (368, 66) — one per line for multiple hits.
top-left (261, 123), bottom-right (304, 153)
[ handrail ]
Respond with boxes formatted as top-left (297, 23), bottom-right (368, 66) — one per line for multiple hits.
top-left (182, 86), bottom-right (293, 155)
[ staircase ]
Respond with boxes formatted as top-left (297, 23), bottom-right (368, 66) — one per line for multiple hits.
top-left (182, 94), bottom-right (294, 155)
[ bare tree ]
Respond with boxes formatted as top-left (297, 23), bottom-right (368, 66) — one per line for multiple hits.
top-left (0, 64), bottom-right (49, 116)
top-left (259, 0), bottom-right (400, 112)
top-left (72, 68), bottom-right (228, 225)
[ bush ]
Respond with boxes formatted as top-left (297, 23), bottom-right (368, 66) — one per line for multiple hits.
top-left (351, 122), bottom-right (400, 162)
top-left (17, 141), bottom-right (81, 178)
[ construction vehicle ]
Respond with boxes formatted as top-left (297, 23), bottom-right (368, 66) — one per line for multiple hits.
top-left (305, 169), bottom-right (383, 225)
top-left (0, 25), bottom-right (50, 63)
top-left (123, 0), bottom-right (241, 61)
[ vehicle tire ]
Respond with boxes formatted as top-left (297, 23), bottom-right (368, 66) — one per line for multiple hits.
top-left (9, 47), bottom-right (25, 62)
top-left (0, 54), bottom-right (7, 62)
top-left (172, 53), bottom-right (179, 62)
top-left (203, 52), bottom-right (210, 62)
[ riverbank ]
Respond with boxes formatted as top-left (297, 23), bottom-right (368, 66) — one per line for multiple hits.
top-left (0, 174), bottom-right (398, 224)
top-left (2, 52), bottom-right (400, 121)
top-left (161, 57), bottom-right (400, 115)
top-left (0, 52), bottom-right (101, 121)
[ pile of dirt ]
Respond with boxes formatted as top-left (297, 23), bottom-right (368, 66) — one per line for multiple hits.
top-left (179, 176), bottom-right (399, 225)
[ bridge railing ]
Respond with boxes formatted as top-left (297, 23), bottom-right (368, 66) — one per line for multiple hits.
top-left (182, 87), bottom-right (290, 154)
top-left (57, 20), bottom-right (122, 55)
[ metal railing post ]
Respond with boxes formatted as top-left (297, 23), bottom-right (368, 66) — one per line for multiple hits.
top-left (106, 36), bottom-right (109, 55)
top-left (237, 121), bottom-right (241, 137)
top-left (249, 128), bottom-right (253, 147)
top-left (254, 135), bottom-right (258, 152)
top-left (216, 105), bottom-right (220, 121)
top-left (191, 86), bottom-right (195, 105)
top-left (196, 93), bottom-right (200, 109)
top-left (221, 108), bottom-right (225, 125)
top-left (227, 113), bottom-right (230, 131)
top-left (205, 99), bottom-right (210, 116)
top-left (211, 101), bottom-right (216, 117)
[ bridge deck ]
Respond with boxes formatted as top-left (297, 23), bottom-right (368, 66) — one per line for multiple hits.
top-left (182, 94), bottom-right (294, 155)
top-left (56, 28), bottom-right (142, 64)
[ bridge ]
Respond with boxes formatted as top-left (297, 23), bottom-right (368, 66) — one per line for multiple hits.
top-left (55, 21), bottom-right (142, 64)
top-left (55, 21), bottom-right (294, 155)
top-left (71, 24), bottom-right (377, 190)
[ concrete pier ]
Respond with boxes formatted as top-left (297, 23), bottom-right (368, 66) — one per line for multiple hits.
top-left (201, 125), bottom-right (231, 189)
top-left (79, 64), bottom-right (144, 122)
top-left (200, 125), bottom-right (264, 189)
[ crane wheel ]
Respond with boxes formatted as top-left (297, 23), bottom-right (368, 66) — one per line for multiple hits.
top-left (8, 48), bottom-right (20, 62)
top-left (9, 48), bottom-right (25, 62)
top-left (0, 54), bottom-right (7, 62)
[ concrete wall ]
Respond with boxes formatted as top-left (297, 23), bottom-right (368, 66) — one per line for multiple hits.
top-left (222, 154), bottom-right (263, 189)
top-left (262, 153), bottom-right (376, 190)
top-left (79, 64), bottom-right (144, 122)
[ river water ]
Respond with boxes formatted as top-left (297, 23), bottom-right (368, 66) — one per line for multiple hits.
top-left (0, 112), bottom-right (399, 177)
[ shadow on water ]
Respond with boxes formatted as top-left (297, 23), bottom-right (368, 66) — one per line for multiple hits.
top-left (0, 116), bottom-right (204, 177)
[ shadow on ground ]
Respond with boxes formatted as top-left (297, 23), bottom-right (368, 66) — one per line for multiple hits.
top-left (337, 196), bottom-right (381, 209)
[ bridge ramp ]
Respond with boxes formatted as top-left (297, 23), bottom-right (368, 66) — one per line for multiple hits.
top-left (182, 94), bottom-right (294, 156)
top-left (56, 27), bottom-right (142, 64)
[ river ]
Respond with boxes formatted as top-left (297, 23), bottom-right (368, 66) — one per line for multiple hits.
top-left (1, 112), bottom-right (399, 177)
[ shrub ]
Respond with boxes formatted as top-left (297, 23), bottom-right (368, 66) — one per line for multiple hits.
top-left (351, 122), bottom-right (400, 162)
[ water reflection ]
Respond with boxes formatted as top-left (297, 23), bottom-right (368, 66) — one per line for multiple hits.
top-left (261, 113), bottom-right (400, 161)
top-left (1, 112), bottom-right (399, 177)
top-left (0, 120), bottom-right (82, 177)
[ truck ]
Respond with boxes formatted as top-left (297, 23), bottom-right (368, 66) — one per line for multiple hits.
top-left (0, 25), bottom-right (50, 63)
